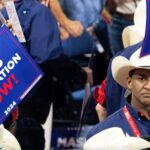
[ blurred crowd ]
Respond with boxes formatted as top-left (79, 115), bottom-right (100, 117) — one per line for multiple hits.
top-left (0, 0), bottom-right (144, 149)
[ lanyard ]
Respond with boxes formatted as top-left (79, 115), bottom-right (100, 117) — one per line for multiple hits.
top-left (123, 105), bottom-right (141, 137)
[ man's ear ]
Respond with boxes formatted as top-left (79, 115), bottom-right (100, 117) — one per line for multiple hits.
top-left (126, 76), bottom-right (132, 90)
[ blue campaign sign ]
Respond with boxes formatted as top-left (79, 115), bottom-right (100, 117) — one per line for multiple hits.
top-left (0, 25), bottom-right (44, 124)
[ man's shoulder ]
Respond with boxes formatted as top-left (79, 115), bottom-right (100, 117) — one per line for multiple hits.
top-left (21, 1), bottom-right (49, 15)
top-left (86, 108), bottom-right (124, 139)
top-left (100, 108), bottom-right (124, 126)
top-left (19, 1), bottom-right (55, 24)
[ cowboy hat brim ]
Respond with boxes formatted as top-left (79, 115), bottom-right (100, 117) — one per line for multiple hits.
top-left (83, 127), bottom-right (150, 150)
top-left (122, 25), bottom-right (143, 48)
top-left (0, 125), bottom-right (21, 150)
top-left (112, 48), bottom-right (150, 88)
top-left (112, 56), bottom-right (136, 88)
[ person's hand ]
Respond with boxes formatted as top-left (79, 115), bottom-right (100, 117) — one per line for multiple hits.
top-left (95, 103), bottom-right (107, 122)
top-left (41, 0), bottom-right (84, 37)
top-left (6, 20), bottom-right (14, 32)
top-left (59, 26), bottom-right (70, 41)
top-left (63, 19), bottom-right (84, 37)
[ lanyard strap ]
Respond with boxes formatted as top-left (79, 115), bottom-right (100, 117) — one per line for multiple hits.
top-left (123, 106), bottom-right (141, 137)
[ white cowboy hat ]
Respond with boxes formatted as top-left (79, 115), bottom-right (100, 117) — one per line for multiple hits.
top-left (112, 49), bottom-right (150, 88)
top-left (0, 125), bottom-right (21, 150)
top-left (122, 0), bottom-right (146, 48)
top-left (83, 127), bottom-right (150, 150)
top-left (122, 25), bottom-right (143, 48)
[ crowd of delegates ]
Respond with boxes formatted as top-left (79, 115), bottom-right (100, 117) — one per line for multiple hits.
top-left (86, 0), bottom-right (150, 149)
top-left (1, 0), bottom-right (89, 149)
top-left (0, 0), bottom-right (143, 149)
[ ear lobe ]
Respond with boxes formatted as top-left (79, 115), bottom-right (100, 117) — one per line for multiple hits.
top-left (126, 77), bottom-right (132, 90)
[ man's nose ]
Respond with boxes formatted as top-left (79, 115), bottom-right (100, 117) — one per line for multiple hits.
top-left (144, 79), bottom-right (150, 89)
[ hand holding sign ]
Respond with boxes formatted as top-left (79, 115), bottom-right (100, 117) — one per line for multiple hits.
top-left (0, 25), bottom-right (43, 124)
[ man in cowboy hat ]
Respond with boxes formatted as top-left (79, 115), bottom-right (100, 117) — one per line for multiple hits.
top-left (94, 0), bottom-right (145, 122)
top-left (86, 0), bottom-right (150, 140)
top-left (87, 45), bottom-right (150, 140)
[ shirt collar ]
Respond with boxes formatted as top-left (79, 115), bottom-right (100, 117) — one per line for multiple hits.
top-left (125, 101), bottom-right (149, 121)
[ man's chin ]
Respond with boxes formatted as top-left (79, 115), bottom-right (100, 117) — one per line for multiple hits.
top-left (141, 99), bottom-right (150, 107)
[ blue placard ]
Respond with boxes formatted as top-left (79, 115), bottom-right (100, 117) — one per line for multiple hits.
top-left (0, 25), bottom-right (44, 123)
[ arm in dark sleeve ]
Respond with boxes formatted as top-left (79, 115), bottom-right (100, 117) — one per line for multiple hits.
top-left (29, 4), bottom-right (87, 83)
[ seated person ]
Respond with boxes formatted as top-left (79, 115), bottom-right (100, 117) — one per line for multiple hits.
top-left (41, 0), bottom-right (94, 58)
top-left (42, 0), bottom-right (109, 84)
top-left (93, 0), bottom-right (145, 121)
top-left (87, 45), bottom-right (150, 139)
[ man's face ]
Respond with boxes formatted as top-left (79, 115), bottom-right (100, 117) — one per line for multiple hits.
top-left (127, 69), bottom-right (150, 107)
